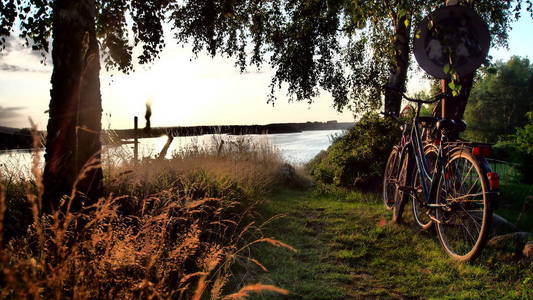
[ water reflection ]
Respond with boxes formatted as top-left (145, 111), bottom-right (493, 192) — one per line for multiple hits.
top-left (0, 130), bottom-right (344, 179)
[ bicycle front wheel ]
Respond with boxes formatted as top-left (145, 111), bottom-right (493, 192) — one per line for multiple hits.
top-left (435, 150), bottom-right (492, 262)
top-left (383, 147), bottom-right (400, 210)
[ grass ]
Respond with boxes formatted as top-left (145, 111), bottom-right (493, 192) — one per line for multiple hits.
top-left (247, 186), bottom-right (533, 299)
top-left (0, 136), bottom-right (300, 299)
top-left (1, 134), bottom-right (531, 299)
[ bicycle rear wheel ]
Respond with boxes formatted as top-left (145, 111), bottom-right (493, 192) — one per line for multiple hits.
top-left (435, 150), bottom-right (492, 262)
top-left (383, 147), bottom-right (400, 210)
top-left (412, 145), bottom-right (438, 230)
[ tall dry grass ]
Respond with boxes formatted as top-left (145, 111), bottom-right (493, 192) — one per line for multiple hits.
top-left (0, 135), bottom-right (298, 299)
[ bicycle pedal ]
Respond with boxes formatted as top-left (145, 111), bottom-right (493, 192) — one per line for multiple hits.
top-left (429, 215), bottom-right (442, 224)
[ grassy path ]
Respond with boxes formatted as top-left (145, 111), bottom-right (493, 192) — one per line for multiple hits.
top-left (247, 188), bottom-right (532, 299)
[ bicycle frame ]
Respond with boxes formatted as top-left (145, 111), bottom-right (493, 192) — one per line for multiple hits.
top-left (404, 106), bottom-right (448, 211)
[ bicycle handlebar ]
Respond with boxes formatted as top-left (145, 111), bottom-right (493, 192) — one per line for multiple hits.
top-left (403, 93), bottom-right (444, 104)
top-left (383, 85), bottom-right (447, 104)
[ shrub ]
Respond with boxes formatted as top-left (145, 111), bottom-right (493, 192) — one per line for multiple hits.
top-left (306, 113), bottom-right (400, 189)
top-left (515, 112), bottom-right (533, 155)
top-left (306, 150), bottom-right (334, 185)
top-left (0, 137), bottom-right (295, 299)
top-left (492, 112), bottom-right (533, 184)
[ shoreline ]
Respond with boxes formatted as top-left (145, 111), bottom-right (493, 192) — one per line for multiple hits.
top-left (1, 121), bottom-right (354, 150)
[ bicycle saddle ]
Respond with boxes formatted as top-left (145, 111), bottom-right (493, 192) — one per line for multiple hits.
top-left (436, 119), bottom-right (467, 132)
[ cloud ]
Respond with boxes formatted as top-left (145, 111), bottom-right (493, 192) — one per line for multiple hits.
top-left (0, 105), bottom-right (25, 119)
top-left (0, 35), bottom-right (52, 70)
top-left (0, 63), bottom-right (48, 73)
top-left (1, 35), bottom-right (25, 56)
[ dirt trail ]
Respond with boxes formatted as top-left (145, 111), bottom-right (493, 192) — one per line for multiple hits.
top-left (248, 189), bottom-right (532, 299)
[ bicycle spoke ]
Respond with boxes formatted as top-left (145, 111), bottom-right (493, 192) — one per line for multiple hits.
top-left (464, 177), bottom-right (480, 197)
top-left (446, 192), bottom-right (483, 202)
top-left (463, 217), bottom-right (479, 246)
top-left (459, 216), bottom-right (476, 248)
top-left (459, 163), bottom-right (475, 192)
top-left (460, 207), bottom-right (482, 233)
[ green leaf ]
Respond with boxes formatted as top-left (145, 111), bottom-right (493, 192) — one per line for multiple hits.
top-left (404, 19), bottom-right (410, 28)
top-left (415, 30), bottom-right (421, 39)
top-left (398, 9), bottom-right (406, 19)
top-left (443, 64), bottom-right (450, 74)
top-left (448, 81), bottom-right (456, 90)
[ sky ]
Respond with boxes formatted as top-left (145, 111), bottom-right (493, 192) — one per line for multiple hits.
top-left (0, 10), bottom-right (531, 130)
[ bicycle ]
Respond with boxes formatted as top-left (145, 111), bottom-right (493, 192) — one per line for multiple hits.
top-left (382, 105), bottom-right (417, 211)
top-left (382, 88), bottom-right (500, 262)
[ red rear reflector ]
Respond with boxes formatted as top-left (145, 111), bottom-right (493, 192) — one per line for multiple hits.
top-left (473, 146), bottom-right (492, 157)
top-left (487, 172), bottom-right (500, 190)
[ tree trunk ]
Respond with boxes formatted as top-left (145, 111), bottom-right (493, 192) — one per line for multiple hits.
top-left (436, 74), bottom-right (474, 120)
top-left (42, 0), bottom-right (103, 213)
top-left (440, 0), bottom-right (474, 121)
top-left (450, 74), bottom-right (474, 119)
top-left (384, 10), bottom-right (411, 117)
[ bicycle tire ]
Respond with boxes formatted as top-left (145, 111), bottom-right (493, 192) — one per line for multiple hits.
top-left (383, 147), bottom-right (400, 210)
top-left (412, 145), bottom-right (438, 230)
top-left (393, 150), bottom-right (412, 224)
top-left (435, 149), bottom-right (492, 262)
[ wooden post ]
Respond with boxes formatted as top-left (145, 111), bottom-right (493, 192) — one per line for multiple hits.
top-left (441, 79), bottom-right (450, 119)
top-left (134, 116), bottom-right (138, 162)
top-left (441, 0), bottom-right (455, 120)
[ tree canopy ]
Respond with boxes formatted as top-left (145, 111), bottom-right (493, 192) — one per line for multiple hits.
top-left (2, 0), bottom-right (531, 113)
top-left (464, 56), bottom-right (533, 142)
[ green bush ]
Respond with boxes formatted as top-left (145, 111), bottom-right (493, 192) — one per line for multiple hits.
top-left (306, 113), bottom-right (400, 189)
top-left (496, 183), bottom-right (533, 231)
top-left (492, 112), bottom-right (533, 184)
top-left (515, 112), bottom-right (533, 155)
top-left (306, 150), bottom-right (334, 184)
top-left (492, 141), bottom-right (522, 162)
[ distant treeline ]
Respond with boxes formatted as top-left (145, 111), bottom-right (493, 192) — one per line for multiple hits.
top-left (0, 121), bottom-right (354, 150)
top-left (112, 121), bottom-right (354, 140)
top-left (0, 127), bottom-right (35, 150)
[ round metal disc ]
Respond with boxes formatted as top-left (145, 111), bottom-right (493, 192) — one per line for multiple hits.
top-left (413, 6), bottom-right (490, 79)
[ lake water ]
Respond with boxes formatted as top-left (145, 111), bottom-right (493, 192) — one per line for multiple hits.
top-left (0, 129), bottom-right (344, 178)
